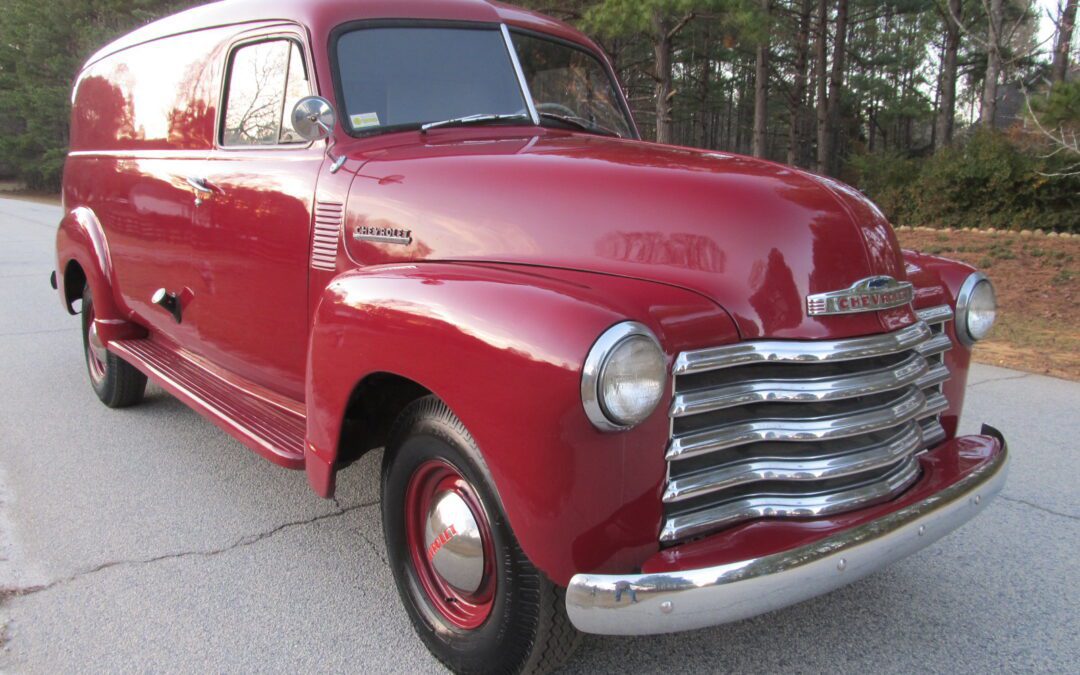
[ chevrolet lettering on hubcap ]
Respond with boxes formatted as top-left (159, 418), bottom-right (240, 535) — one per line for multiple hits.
top-left (806, 275), bottom-right (915, 316)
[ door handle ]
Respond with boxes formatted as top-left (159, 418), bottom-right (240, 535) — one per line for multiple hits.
top-left (185, 176), bottom-right (215, 193)
top-left (185, 177), bottom-right (216, 207)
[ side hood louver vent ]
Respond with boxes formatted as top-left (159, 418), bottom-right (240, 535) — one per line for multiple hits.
top-left (311, 201), bottom-right (344, 271)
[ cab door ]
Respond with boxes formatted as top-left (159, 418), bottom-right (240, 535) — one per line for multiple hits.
top-left (185, 34), bottom-right (322, 400)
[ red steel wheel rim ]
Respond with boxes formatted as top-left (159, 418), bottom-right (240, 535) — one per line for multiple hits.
top-left (404, 459), bottom-right (496, 630)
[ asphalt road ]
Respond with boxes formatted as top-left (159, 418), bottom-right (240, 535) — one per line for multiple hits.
top-left (0, 197), bottom-right (1077, 674)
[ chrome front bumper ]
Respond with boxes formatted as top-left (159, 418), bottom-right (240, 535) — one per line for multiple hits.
top-left (566, 426), bottom-right (1009, 635)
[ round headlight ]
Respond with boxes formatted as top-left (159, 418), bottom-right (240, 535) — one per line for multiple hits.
top-left (956, 273), bottom-right (997, 345)
top-left (582, 322), bottom-right (666, 431)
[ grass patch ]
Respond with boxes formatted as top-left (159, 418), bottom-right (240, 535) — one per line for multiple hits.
top-left (899, 228), bottom-right (1080, 380)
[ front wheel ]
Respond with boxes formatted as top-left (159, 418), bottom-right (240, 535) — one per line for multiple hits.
top-left (381, 396), bottom-right (580, 674)
top-left (81, 286), bottom-right (146, 408)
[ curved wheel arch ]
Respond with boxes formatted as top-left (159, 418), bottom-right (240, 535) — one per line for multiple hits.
top-left (304, 261), bottom-right (735, 585)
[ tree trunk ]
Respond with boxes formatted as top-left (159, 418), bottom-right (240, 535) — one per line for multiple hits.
top-left (725, 87), bottom-right (734, 148)
top-left (935, 0), bottom-right (962, 150)
top-left (752, 0), bottom-right (771, 158)
top-left (699, 57), bottom-right (712, 146)
top-left (735, 64), bottom-right (747, 152)
top-left (980, 0), bottom-right (1003, 127)
top-left (699, 25), bottom-right (712, 147)
top-left (868, 104), bottom-right (877, 152)
top-left (788, 0), bottom-right (813, 166)
top-left (814, 0), bottom-right (829, 173)
top-left (825, 0), bottom-right (847, 174)
top-left (651, 11), bottom-right (675, 144)
top-left (1052, 0), bottom-right (1077, 85)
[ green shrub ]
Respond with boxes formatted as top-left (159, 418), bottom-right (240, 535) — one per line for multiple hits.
top-left (1031, 81), bottom-right (1080, 130)
top-left (846, 151), bottom-right (921, 224)
top-left (849, 129), bottom-right (1079, 233)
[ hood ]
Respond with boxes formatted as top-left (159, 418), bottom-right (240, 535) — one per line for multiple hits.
top-left (342, 129), bottom-right (914, 340)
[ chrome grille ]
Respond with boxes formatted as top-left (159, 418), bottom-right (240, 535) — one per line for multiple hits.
top-left (913, 305), bottom-right (953, 446)
top-left (662, 307), bottom-right (953, 543)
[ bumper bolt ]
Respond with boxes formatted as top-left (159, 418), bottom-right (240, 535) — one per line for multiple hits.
top-left (918, 525), bottom-right (926, 536)
top-left (660, 601), bottom-right (673, 614)
top-left (837, 558), bottom-right (847, 571)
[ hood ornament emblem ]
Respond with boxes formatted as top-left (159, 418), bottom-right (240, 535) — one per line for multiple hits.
top-left (806, 275), bottom-right (914, 316)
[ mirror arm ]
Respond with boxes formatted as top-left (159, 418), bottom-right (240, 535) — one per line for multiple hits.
top-left (315, 119), bottom-right (346, 174)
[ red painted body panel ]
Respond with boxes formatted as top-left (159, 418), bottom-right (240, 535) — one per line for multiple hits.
top-left (55, 0), bottom-right (991, 588)
top-left (339, 128), bottom-right (910, 340)
top-left (306, 262), bottom-right (735, 583)
top-left (187, 148), bottom-right (323, 400)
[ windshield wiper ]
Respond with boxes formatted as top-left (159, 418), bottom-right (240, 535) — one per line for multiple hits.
top-left (420, 112), bottom-right (531, 133)
top-left (538, 112), bottom-right (620, 137)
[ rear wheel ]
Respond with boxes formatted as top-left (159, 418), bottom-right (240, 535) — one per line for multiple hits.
top-left (81, 286), bottom-right (146, 408)
top-left (381, 396), bottom-right (580, 674)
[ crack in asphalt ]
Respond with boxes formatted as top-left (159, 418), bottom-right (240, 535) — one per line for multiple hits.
top-left (0, 499), bottom-right (380, 600)
top-left (999, 495), bottom-right (1079, 521)
top-left (967, 373), bottom-right (1031, 388)
top-left (356, 527), bottom-right (388, 566)
top-left (331, 495), bottom-right (387, 564)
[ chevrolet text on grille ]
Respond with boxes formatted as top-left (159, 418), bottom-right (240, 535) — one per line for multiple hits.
top-left (807, 275), bottom-right (916, 316)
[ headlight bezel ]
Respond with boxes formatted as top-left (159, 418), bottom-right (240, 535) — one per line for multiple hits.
top-left (955, 272), bottom-right (997, 346)
top-left (581, 321), bottom-right (667, 431)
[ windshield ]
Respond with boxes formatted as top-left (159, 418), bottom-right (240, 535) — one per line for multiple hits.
top-left (335, 26), bottom-right (528, 133)
top-left (334, 25), bottom-right (634, 138)
top-left (510, 31), bottom-right (633, 139)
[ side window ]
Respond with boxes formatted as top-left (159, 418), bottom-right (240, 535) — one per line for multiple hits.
top-left (279, 44), bottom-right (311, 143)
top-left (222, 40), bottom-right (310, 146)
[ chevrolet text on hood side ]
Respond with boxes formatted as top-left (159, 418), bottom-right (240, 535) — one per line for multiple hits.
top-left (55, 0), bottom-right (1006, 672)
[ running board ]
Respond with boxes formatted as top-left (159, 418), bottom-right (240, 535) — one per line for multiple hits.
top-left (109, 337), bottom-right (306, 469)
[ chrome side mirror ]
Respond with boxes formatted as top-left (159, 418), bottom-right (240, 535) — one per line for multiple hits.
top-left (291, 96), bottom-right (346, 173)
top-left (292, 96), bottom-right (336, 140)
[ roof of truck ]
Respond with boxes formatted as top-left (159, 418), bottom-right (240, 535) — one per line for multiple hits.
top-left (85, 0), bottom-right (595, 70)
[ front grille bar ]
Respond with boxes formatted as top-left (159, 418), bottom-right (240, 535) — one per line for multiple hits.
top-left (916, 304), bottom-right (954, 324)
top-left (914, 305), bottom-right (954, 448)
top-left (663, 421), bottom-right (923, 504)
top-left (660, 455), bottom-right (923, 542)
top-left (670, 351), bottom-right (929, 418)
top-left (667, 386), bottom-right (927, 460)
top-left (915, 362), bottom-right (950, 390)
top-left (916, 333), bottom-right (952, 358)
top-left (662, 307), bottom-right (956, 544)
top-left (673, 322), bottom-right (932, 375)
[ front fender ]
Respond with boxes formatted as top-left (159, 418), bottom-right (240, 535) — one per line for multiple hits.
top-left (305, 261), bottom-right (735, 585)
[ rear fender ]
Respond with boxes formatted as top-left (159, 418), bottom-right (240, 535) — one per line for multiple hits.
top-left (55, 206), bottom-right (143, 341)
top-left (305, 262), bottom-right (735, 585)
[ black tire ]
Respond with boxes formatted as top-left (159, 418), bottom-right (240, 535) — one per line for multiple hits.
top-left (81, 286), bottom-right (147, 408)
top-left (381, 396), bottom-right (581, 674)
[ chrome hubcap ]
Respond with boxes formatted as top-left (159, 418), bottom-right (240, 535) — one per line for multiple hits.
top-left (85, 304), bottom-right (107, 385)
top-left (87, 321), bottom-right (108, 365)
top-left (424, 491), bottom-right (484, 594)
